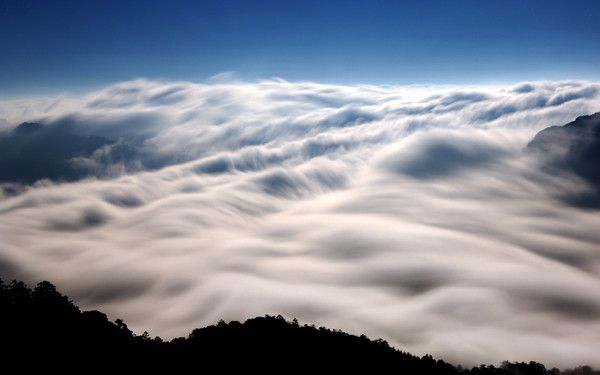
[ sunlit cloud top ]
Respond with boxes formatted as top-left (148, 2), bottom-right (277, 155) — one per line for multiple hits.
top-left (1, 78), bottom-right (599, 368)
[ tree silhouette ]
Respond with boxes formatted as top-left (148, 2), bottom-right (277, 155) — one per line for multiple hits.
top-left (0, 278), bottom-right (596, 374)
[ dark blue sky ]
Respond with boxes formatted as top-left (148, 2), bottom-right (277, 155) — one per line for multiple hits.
top-left (2, 0), bottom-right (600, 97)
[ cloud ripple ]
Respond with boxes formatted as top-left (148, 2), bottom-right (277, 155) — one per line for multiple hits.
top-left (1, 79), bottom-right (600, 368)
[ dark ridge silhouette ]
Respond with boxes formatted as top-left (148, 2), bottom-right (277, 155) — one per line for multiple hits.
top-left (0, 122), bottom-right (111, 184)
top-left (0, 121), bottom-right (188, 189)
top-left (527, 112), bottom-right (600, 208)
top-left (1, 278), bottom-right (598, 374)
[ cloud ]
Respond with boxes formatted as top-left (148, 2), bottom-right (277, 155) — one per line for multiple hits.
top-left (46, 205), bottom-right (111, 231)
top-left (1, 79), bottom-right (600, 369)
top-left (381, 131), bottom-right (506, 180)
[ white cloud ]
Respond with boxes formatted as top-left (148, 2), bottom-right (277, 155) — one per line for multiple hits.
top-left (1, 79), bottom-right (600, 368)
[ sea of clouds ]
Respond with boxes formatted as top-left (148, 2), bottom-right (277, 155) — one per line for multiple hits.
top-left (1, 78), bottom-right (599, 367)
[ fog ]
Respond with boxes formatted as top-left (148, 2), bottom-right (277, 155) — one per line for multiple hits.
top-left (1, 79), bottom-right (599, 367)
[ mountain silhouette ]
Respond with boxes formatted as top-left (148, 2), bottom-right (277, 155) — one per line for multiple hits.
top-left (1, 278), bottom-right (598, 374)
top-left (0, 122), bottom-right (112, 185)
top-left (527, 112), bottom-right (600, 208)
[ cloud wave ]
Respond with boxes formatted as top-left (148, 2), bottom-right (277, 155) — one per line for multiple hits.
top-left (1, 79), bottom-right (600, 368)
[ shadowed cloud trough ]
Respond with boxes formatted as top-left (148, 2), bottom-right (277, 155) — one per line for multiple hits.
top-left (1, 79), bottom-right (600, 368)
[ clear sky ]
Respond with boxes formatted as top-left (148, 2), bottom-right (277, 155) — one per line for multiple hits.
top-left (2, 0), bottom-right (600, 97)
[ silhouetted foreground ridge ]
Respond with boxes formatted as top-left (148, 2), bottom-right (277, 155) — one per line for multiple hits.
top-left (0, 279), bottom-right (598, 374)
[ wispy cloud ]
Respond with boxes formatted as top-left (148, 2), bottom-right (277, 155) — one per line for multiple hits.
top-left (1, 79), bottom-right (600, 368)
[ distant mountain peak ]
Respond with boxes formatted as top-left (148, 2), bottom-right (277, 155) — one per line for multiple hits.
top-left (0, 121), bottom-right (112, 185)
top-left (527, 112), bottom-right (600, 208)
top-left (563, 112), bottom-right (600, 132)
top-left (13, 121), bottom-right (44, 134)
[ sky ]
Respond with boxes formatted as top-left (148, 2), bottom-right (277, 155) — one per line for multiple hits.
top-left (2, 0), bottom-right (600, 370)
top-left (2, 0), bottom-right (600, 97)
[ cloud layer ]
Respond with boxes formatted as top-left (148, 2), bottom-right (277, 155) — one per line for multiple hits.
top-left (1, 79), bottom-right (600, 368)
